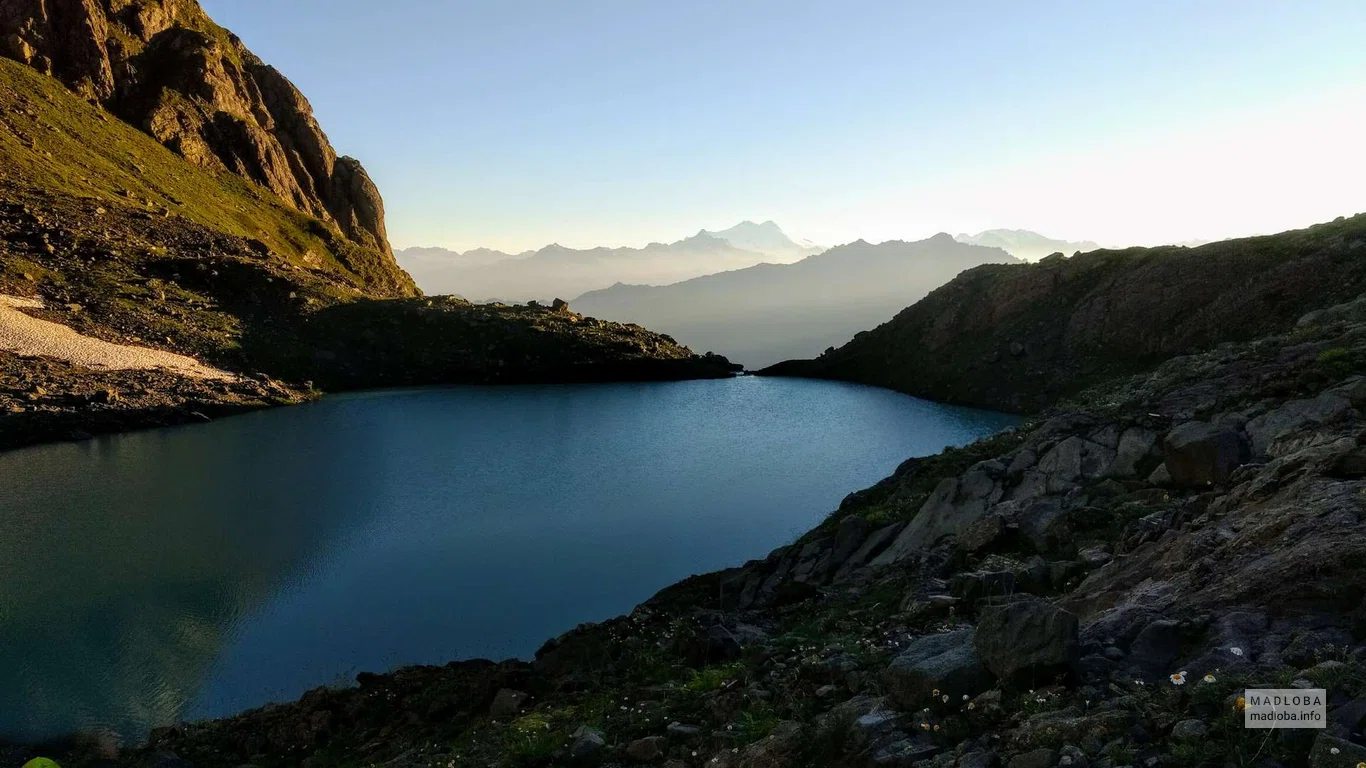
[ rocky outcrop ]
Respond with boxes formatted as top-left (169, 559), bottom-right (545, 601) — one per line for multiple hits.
top-left (761, 214), bottom-right (1366, 411)
top-left (1161, 421), bottom-right (1247, 486)
top-left (0, 0), bottom-right (395, 258)
top-left (974, 596), bottom-right (1079, 687)
top-left (883, 628), bottom-right (990, 707)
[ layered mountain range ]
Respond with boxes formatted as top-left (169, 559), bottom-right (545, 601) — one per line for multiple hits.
top-left (396, 220), bottom-right (824, 302)
top-left (573, 234), bottom-right (1020, 368)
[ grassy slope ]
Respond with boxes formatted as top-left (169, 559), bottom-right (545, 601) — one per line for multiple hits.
top-left (0, 57), bottom-right (414, 297)
top-left (761, 215), bottom-right (1366, 412)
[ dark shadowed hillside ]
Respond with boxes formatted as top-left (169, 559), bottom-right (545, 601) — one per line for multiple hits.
top-left (573, 234), bottom-right (1020, 368)
top-left (763, 215), bottom-right (1366, 411)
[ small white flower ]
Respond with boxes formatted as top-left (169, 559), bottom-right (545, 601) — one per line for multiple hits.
top-left (1170, 671), bottom-right (1187, 685)
top-left (1229, 647), bottom-right (1244, 657)
top-left (1331, 748), bottom-right (1341, 755)
top-left (1203, 674), bottom-right (1216, 683)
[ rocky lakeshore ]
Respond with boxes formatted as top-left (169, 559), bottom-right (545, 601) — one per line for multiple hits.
top-left (10, 292), bottom-right (1359, 768)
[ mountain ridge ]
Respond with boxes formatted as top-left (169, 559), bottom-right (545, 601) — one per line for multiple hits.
top-left (954, 229), bottom-right (1104, 261)
top-left (396, 220), bottom-right (822, 302)
top-left (571, 234), bottom-right (1020, 368)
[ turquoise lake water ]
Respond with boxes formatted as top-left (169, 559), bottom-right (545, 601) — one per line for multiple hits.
top-left (0, 376), bottom-right (1016, 741)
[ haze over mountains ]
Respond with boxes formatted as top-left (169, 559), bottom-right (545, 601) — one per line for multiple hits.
top-left (396, 221), bottom-right (822, 302)
top-left (572, 234), bottom-right (1020, 368)
top-left (953, 230), bottom-right (1103, 261)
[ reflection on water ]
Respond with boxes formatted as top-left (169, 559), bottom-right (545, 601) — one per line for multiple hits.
top-left (0, 377), bottom-right (1017, 742)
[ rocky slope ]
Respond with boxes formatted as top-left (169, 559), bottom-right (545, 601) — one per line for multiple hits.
top-left (762, 216), bottom-right (1366, 412)
top-left (0, 0), bottom-right (394, 257)
top-left (16, 263), bottom-right (1358, 768)
top-left (0, 45), bottom-right (735, 451)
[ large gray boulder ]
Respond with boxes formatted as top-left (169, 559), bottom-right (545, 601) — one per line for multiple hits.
top-left (871, 472), bottom-right (1004, 565)
top-left (1106, 427), bottom-right (1157, 478)
top-left (1163, 421), bottom-right (1248, 486)
top-left (570, 726), bottom-right (606, 761)
top-left (1036, 436), bottom-right (1117, 492)
top-left (975, 596), bottom-right (1079, 687)
top-left (883, 628), bottom-right (991, 707)
top-left (1245, 392), bottom-right (1354, 456)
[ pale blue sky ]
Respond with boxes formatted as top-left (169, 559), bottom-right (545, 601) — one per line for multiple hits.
top-left (203, 1), bottom-right (1366, 251)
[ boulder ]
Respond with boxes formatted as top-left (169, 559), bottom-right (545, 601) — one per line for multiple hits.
top-left (489, 688), bottom-right (528, 718)
top-left (625, 736), bottom-right (665, 762)
top-left (666, 722), bottom-right (701, 737)
top-left (1170, 719), bottom-right (1207, 741)
top-left (884, 628), bottom-right (991, 707)
top-left (1246, 392), bottom-right (1354, 456)
top-left (1037, 437), bottom-right (1117, 492)
top-left (975, 597), bottom-right (1080, 687)
top-left (1008, 748), bottom-right (1057, 768)
top-left (1076, 547), bottom-right (1111, 569)
top-left (958, 514), bottom-right (1007, 553)
top-left (1163, 422), bottom-right (1248, 486)
top-left (1309, 733), bottom-right (1366, 768)
top-left (1106, 427), bottom-right (1157, 478)
top-left (958, 752), bottom-right (999, 768)
top-left (872, 474), bottom-right (1003, 565)
top-left (1013, 498), bottom-right (1071, 555)
top-left (834, 522), bottom-right (906, 580)
top-left (950, 570), bottom-right (1019, 607)
top-left (1127, 619), bottom-right (1183, 673)
top-left (570, 726), bottom-right (606, 761)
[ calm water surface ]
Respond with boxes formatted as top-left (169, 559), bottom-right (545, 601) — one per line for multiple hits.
top-left (0, 377), bottom-right (1016, 741)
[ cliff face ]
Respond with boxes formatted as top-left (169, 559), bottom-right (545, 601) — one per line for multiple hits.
top-left (762, 215), bottom-right (1366, 412)
top-left (0, 0), bottom-right (392, 257)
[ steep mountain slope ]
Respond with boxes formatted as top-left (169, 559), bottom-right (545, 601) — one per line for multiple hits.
top-left (0, 54), bottom-right (734, 451)
top-left (396, 222), bottom-right (821, 302)
top-left (0, 0), bottom-right (393, 256)
top-left (764, 216), bottom-right (1366, 411)
top-left (573, 234), bottom-right (1020, 368)
top-left (955, 229), bottom-right (1102, 261)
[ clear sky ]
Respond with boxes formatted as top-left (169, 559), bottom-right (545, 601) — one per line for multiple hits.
top-left (202, 0), bottom-right (1366, 252)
